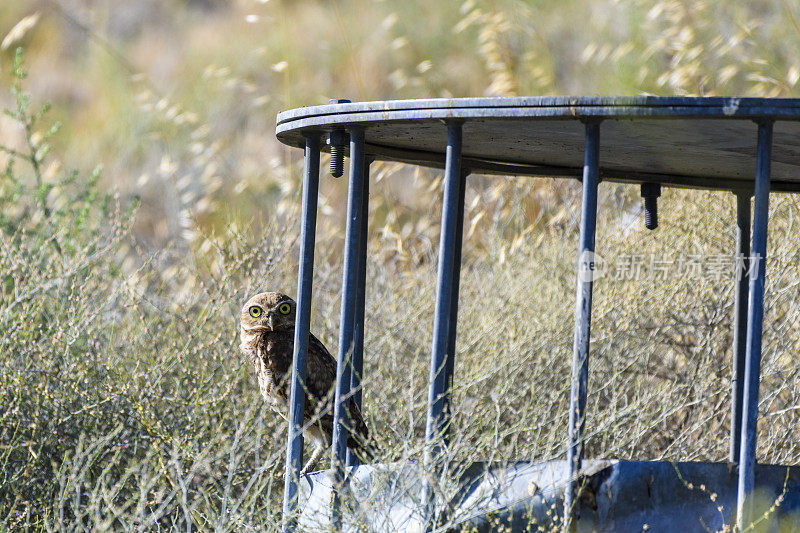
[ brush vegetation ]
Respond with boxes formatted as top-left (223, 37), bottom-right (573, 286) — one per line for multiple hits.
top-left (1, 0), bottom-right (800, 530)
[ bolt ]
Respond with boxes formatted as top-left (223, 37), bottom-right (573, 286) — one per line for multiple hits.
top-left (327, 99), bottom-right (350, 178)
top-left (641, 182), bottom-right (661, 230)
top-left (327, 130), bottom-right (348, 178)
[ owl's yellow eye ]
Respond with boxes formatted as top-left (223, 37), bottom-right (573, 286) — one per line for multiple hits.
top-left (249, 306), bottom-right (262, 318)
top-left (278, 303), bottom-right (291, 315)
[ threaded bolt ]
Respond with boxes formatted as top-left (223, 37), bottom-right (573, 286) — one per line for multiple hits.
top-left (641, 183), bottom-right (661, 230)
top-left (329, 140), bottom-right (345, 177)
top-left (327, 99), bottom-right (350, 178)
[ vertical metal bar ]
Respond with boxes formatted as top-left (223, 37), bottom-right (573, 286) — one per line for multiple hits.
top-left (425, 122), bottom-right (463, 457)
top-left (441, 169), bottom-right (468, 446)
top-left (422, 123), bottom-right (463, 529)
top-left (730, 190), bottom-right (751, 463)
top-left (282, 134), bottom-right (321, 531)
top-left (330, 127), bottom-right (366, 526)
top-left (564, 121), bottom-right (600, 529)
top-left (737, 120), bottom-right (773, 530)
top-left (347, 158), bottom-right (371, 467)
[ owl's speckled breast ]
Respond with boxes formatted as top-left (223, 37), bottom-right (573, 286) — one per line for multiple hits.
top-left (241, 329), bottom-right (294, 417)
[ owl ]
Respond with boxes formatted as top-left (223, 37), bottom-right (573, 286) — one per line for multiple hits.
top-left (239, 291), bottom-right (372, 475)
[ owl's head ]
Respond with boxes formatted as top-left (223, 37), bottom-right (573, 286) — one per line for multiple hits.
top-left (240, 291), bottom-right (296, 333)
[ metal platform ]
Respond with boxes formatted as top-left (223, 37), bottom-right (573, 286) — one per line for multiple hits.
top-left (274, 96), bottom-right (800, 531)
top-left (277, 96), bottom-right (800, 192)
top-left (298, 460), bottom-right (800, 532)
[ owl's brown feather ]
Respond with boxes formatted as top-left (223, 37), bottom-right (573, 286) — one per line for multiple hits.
top-left (239, 291), bottom-right (372, 462)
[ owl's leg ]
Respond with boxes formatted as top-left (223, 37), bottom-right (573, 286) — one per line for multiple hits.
top-left (299, 424), bottom-right (328, 476)
top-left (278, 437), bottom-right (324, 480)
top-left (299, 443), bottom-right (325, 477)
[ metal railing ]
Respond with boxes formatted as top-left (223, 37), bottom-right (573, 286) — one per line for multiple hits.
top-left (278, 100), bottom-right (778, 531)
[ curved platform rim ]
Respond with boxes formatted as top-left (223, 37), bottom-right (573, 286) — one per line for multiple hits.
top-left (277, 96), bottom-right (800, 132)
top-left (275, 96), bottom-right (800, 192)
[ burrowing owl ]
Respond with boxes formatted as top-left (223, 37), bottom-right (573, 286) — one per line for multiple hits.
top-left (239, 291), bottom-right (371, 474)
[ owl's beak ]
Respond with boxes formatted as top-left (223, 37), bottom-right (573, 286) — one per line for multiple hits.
top-left (267, 314), bottom-right (274, 331)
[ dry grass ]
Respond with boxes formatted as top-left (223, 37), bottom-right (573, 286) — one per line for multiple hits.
top-left (1, 0), bottom-right (800, 530)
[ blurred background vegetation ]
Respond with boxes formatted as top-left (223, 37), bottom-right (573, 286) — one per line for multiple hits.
top-left (2, 0), bottom-right (800, 530)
